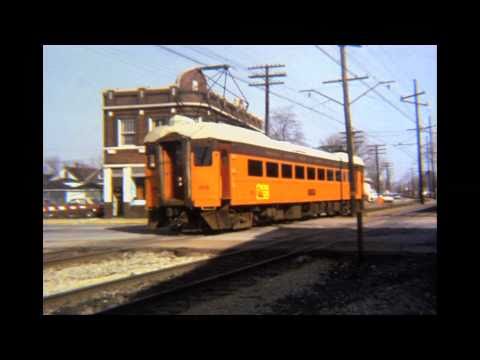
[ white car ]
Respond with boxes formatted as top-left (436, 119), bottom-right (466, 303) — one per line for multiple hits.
top-left (381, 194), bottom-right (394, 202)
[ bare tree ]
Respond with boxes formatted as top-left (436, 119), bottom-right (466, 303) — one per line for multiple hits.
top-left (318, 132), bottom-right (380, 180)
top-left (269, 107), bottom-right (306, 145)
top-left (44, 156), bottom-right (62, 175)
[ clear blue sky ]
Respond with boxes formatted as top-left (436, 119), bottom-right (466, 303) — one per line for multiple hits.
top-left (43, 45), bottom-right (437, 181)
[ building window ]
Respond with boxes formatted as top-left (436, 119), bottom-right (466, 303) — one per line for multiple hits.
top-left (327, 169), bottom-right (334, 181)
top-left (118, 119), bottom-right (136, 146)
top-left (335, 170), bottom-right (342, 182)
top-left (295, 166), bottom-right (305, 179)
top-left (266, 162), bottom-right (279, 178)
top-left (281, 164), bottom-right (292, 178)
top-left (193, 146), bottom-right (212, 166)
top-left (248, 160), bottom-right (263, 177)
top-left (318, 168), bottom-right (325, 181)
top-left (148, 118), bottom-right (165, 132)
top-left (192, 80), bottom-right (199, 91)
top-left (307, 167), bottom-right (316, 180)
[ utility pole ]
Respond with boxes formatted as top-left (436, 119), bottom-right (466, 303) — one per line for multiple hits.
top-left (383, 162), bottom-right (393, 192)
top-left (301, 46), bottom-right (393, 264)
top-left (428, 116), bottom-right (436, 199)
top-left (319, 45), bottom-right (368, 263)
top-left (340, 130), bottom-right (365, 151)
top-left (401, 80), bottom-right (428, 204)
top-left (411, 168), bottom-right (416, 198)
top-left (367, 144), bottom-right (386, 194)
top-left (248, 64), bottom-right (286, 136)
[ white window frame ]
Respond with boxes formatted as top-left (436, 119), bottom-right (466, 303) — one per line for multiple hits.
top-left (117, 118), bottom-right (136, 146)
top-left (148, 117), bottom-right (153, 132)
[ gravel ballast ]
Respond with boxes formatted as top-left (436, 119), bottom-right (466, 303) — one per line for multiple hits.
top-left (171, 253), bottom-right (436, 315)
top-left (43, 250), bottom-right (211, 296)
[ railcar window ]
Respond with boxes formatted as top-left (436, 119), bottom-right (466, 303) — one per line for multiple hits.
top-left (193, 145), bottom-right (212, 166)
top-left (327, 169), bottom-right (334, 181)
top-left (281, 164), bottom-right (292, 178)
top-left (335, 170), bottom-right (342, 181)
top-left (266, 162), bottom-right (279, 177)
top-left (248, 160), bottom-right (263, 177)
top-left (318, 168), bottom-right (325, 181)
top-left (307, 167), bottom-right (316, 180)
top-left (295, 166), bottom-right (305, 179)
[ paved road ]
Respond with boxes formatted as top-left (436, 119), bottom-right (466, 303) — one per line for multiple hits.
top-left (43, 202), bottom-right (436, 254)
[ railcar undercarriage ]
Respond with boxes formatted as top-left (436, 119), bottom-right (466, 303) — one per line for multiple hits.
top-left (148, 200), bottom-right (363, 232)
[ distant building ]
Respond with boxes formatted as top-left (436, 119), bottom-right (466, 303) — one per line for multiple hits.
top-left (43, 165), bottom-right (103, 204)
top-left (102, 67), bottom-right (264, 218)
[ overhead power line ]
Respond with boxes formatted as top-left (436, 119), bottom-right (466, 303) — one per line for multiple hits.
top-left (314, 45), bottom-right (416, 125)
top-left (147, 45), bottom-right (418, 169)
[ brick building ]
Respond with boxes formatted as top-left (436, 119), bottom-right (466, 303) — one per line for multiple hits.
top-left (102, 67), bottom-right (264, 218)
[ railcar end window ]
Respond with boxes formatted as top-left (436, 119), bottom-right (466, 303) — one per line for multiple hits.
top-left (295, 166), bottom-right (305, 179)
top-left (307, 167), bottom-right (315, 180)
top-left (248, 160), bottom-right (263, 177)
top-left (327, 169), bottom-right (334, 181)
top-left (318, 168), bottom-right (325, 181)
top-left (335, 170), bottom-right (342, 182)
top-left (281, 164), bottom-right (292, 178)
top-left (193, 145), bottom-right (212, 166)
top-left (266, 162), bottom-right (279, 178)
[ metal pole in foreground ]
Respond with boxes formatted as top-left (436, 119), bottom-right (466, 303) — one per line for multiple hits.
top-left (339, 45), bottom-right (363, 263)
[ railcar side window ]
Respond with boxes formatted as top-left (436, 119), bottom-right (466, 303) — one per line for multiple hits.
top-left (335, 170), bottom-right (342, 182)
top-left (266, 162), bottom-right (279, 178)
top-left (281, 164), bottom-right (292, 178)
top-left (248, 160), bottom-right (263, 177)
top-left (295, 166), bottom-right (305, 179)
top-left (327, 169), bottom-right (334, 181)
top-left (193, 145), bottom-right (212, 166)
top-left (318, 168), bottom-right (325, 181)
top-left (307, 167), bottom-right (315, 180)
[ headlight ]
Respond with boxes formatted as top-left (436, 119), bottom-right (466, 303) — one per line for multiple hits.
top-left (48, 206), bottom-right (56, 211)
top-left (58, 206), bottom-right (66, 210)
top-left (69, 206), bottom-right (77, 210)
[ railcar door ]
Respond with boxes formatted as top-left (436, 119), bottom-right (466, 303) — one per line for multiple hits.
top-left (162, 140), bottom-right (185, 201)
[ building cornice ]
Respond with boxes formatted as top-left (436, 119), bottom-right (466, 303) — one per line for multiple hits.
top-left (103, 102), bottom-right (263, 132)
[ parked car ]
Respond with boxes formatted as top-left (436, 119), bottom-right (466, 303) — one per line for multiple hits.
top-left (65, 198), bottom-right (104, 218)
top-left (381, 193), bottom-right (395, 203)
top-left (390, 192), bottom-right (402, 199)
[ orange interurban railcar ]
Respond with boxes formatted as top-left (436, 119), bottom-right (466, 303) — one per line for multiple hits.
top-left (144, 115), bottom-right (364, 231)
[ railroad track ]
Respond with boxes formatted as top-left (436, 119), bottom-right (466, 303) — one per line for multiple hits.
top-left (43, 219), bottom-right (391, 315)
top-left (43, 200), bottom-right (419, 267)
top-left (43, 234), bottom-right (206, 268)
top-left (43, 203), bottom-right (430, 315)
